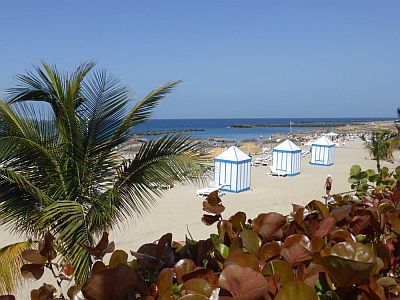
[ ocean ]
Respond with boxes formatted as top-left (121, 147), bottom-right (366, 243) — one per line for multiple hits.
top-left (132, 118), bottom-right (393, 141)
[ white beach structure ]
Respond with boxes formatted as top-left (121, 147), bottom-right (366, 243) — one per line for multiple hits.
top-left (272, 139), bottom-right (301, 176)
top-left (214, 146), bottom-right (251, 192)
top-left (310, 136), bottom-right (335, 166)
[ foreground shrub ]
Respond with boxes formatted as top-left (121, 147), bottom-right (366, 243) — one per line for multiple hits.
top-left (5, 165), bottom-right (400, 299)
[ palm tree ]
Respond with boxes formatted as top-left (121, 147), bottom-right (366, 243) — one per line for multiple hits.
top-left (362, 131), bottom-right (393, 172)
top-left (0, 61), bottom-right (206, 284)
top-left (387, 107), bottom-right (400, 160)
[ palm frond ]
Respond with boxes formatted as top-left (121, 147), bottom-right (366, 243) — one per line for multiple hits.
top-left (105, 135), bottom-right (207, 226)
top-left (37, 200), bottom-right (93, 283)
top-left (112, 81), bottom-right (181, 145)
top-left (0, 241), bottom-right (32, 295)
top-left (0, 168), bottom-right (49, 235)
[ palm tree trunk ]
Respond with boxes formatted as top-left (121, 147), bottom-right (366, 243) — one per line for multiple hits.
top-left (376, 158), bottom-right (381, 172)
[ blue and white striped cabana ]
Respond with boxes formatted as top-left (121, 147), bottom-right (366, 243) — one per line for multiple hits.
top-left (310, 136), bottom-right (335, 166)
top-left (214, 146), bottom-right (251, 192)
top-left (272, 139), bottom-right (301, 176)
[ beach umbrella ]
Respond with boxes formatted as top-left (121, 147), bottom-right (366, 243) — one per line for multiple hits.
top-left (325, 132), bottom-right (339, 137)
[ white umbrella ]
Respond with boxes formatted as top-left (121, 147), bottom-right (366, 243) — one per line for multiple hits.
top-left (325, 132), bottom-right (338, 137)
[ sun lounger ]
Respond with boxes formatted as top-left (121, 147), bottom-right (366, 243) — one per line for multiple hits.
top-left (267, 165), bottom-right (287, 177)
top-left (196, 183), bottom-right (228, 197)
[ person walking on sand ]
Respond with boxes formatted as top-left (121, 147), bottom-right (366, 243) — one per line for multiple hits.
top-left (325, 175), bottom-right (333, 199)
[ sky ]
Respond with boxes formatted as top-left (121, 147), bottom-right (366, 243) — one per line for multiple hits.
top-left (0, 1), bottom-right (399, 118)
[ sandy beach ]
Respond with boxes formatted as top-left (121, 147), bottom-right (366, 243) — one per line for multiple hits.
top-left (2, 139), bottom-right (398, 298)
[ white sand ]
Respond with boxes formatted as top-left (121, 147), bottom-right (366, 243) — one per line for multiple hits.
top-left (2, 140), bottom-right (397, 298)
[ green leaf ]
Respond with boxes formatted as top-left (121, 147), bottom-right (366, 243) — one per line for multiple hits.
top-left (350, 165), bottom-right (362, 176)
top-left (239, 228), bottom-right (261, 255)
top-left (215, 243), bottom-right (229, 259)
top-left (181, 278), bottom-right (213, 298)
top-left (275, 281), bottom-right (318, 300)
top-left (320, 241), bottom-right (376, 287)
top-left (108, 250), bottom-right (128, 269)
top-left (261, 259), bottom-right (294, 284)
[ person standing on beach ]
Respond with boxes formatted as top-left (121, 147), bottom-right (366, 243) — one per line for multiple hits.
top-left (324, 175), bottom-right (333, 199)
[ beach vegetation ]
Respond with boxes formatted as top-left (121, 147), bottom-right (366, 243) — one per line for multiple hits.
top-left (348, 164), bottom-right (400, 196)
top-left (362, 131), bottom-right (394, 172)
top-left (0, 241), bottom-right (32, 295)
top-left (7, 165), bottom-right (400, 299)
top-left (0, 61), bottom-right (206, 288)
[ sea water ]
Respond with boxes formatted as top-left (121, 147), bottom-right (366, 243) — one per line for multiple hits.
top-left (132, 118), bottom-right (393, 141)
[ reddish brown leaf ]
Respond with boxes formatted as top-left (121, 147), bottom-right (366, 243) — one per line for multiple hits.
top-left (349, 209), bottom-right (380, 235)
top-left (293, 207), bottom-right (306, 227)
top-left (134, 234), bottom-right (175, 269)
top-left (179, 295), bottom-right (208, 300)
top-left (156, 268), bottom-right (174, 299)
top-left (30, 283), bottom-right (56, 300)
top-left (330, 229), bottom-right (354, 244)
top-left (205, 190), bottom-right (221, 206)
top-left (21, 249), bottom-right (47, 264)
top-left (228, 211), bottom-right (246, 233)
top-left (314, 217), bottom-right (336, 238)
top-left (281, 235), bottom-right (312, 266)
top-left (62, 263), bottom-right (74, 277)
top-left (202, 201), bottom-right (225, 214)
top-left (259, 241), bottom-right (281, 262)
top-left (20, 264), bottom-right (44, 280)
top-left (201, 214), bottom-right (220, 226)
top-left (67, 285), bottom-right (80, 300)
top-left (310, 236), bottom-right (325, 253)
top-left (181, 268), bottom-right (218, 286)
top-left (38, 232), bottom-right (57, 261)
top-left (330, 205), bottom-right (352, 222)
top-left (217, 220), bottom-right (235, 241)
top-left (174, 259), bottom-right (197, 284)
top-left (224, 252), bottom-right (260, 272)
top-left (307, 200), bottom-right (329, 219)
top-left (80, 232), bottom-right (110, 258)
top-left (82, 264), bottom-right (138, 300)
top-left (300, 263), bottom-right (324, 287)
top-left (219, 265), bottom-right (268, 299)
top-left (252, 212), bottom-right (286, 240)
top-left (91, 261), bottom-right (107, 274)
top-left (389, 214), bottom-right (400, 234)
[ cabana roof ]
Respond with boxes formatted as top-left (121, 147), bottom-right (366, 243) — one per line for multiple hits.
top-left (273, 139), bottom-right (301, 152)
top-left (312, 136), bottom-right (335, 146)
top-left (214, 146), bottom-right (251, 162)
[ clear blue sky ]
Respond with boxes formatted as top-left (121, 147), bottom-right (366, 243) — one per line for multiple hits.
top-left (0, 1), bottom-right (399, 118)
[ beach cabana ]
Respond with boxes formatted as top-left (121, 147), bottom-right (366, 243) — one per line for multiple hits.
top-left (310, 136), bottom-right (335, 166)
top-left (214, 146), bottom-right (251, 192)
top-left (272, 139), bottom-right (301, 176)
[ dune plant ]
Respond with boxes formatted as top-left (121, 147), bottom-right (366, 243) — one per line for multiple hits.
top-left (0, 61), bottom-right (206, 287)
